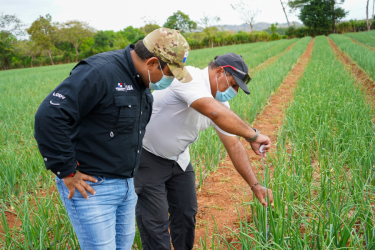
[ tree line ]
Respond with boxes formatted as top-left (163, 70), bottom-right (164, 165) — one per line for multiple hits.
top-left (0, 10), bottom-right (275, 70)
top-left (1, 0), bottom-right (374, 70)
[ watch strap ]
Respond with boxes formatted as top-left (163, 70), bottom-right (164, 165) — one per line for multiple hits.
top-left (245, 128), bottom-right (259, 142)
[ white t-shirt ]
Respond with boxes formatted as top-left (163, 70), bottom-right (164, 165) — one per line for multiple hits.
top-left (142, 66), bottom-right (235, 171)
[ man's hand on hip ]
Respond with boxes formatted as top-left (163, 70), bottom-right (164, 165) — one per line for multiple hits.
top-left (249, 134), bottom-right (271, 157)
top-left (63, 171), bottom-right (98, 199)
top-left (252, 184), bottom-right (274, 207)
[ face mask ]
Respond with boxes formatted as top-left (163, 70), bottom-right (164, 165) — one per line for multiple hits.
top-left (215, 73), bottom-right (238, 102)
top-left (148, 62), bottom-right (175, 90)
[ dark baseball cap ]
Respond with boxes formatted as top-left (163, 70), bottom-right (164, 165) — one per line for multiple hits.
top-left (214, 53), bottom-right (251, 95)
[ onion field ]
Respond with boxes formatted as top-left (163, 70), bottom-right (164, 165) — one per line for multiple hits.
top-left (1, 32), bottom-right (375, 249)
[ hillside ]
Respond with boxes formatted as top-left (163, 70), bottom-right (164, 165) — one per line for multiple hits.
top-left (221, 21), bottom-right (302, 32)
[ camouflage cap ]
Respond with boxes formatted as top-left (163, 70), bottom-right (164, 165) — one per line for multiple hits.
top-left (143, 28), bottom-right (192, 83)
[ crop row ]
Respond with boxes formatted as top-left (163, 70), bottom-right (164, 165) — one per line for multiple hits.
top-left (344, 31), bottom-right (375, 48)
top-left (188, 38), bottom-right (298, 70)
top-left (0, 38), bottom-right (301, 248)
top-left (191, 37), bottom-right (311, 187)
top-left (199, 36), bottom-right (375, 249)
top-left (330, 33), bottom-right (375, 81)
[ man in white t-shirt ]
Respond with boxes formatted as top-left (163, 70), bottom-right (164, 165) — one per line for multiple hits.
top-left (134, 53), bottom-right (274, 250)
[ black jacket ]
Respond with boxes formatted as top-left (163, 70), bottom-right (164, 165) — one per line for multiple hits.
top-left (34, 45), bottom-right (153, 179)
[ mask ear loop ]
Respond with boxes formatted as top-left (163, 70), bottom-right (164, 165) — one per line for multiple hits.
top-left (148, 70), bottom-right (153, 89)
top-left (224, 70), bottom-right (238, 95)
top-left (224, 71), bottom-right (230, 88)
top-left (158, 61), bottom-right (165, 77)
top-left (148, 59), bottom-right (165, 89)
top-left (216, 68), bottom-right (229, 93)
top-left (215, 73), bottom-right (220, 95)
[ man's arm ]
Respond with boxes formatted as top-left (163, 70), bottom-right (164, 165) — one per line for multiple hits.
top-left (215, 129), bottom-right (273, 207)
top-left (34, 63), bottom-right (103, 199)
top-left (190, 97), bottom-right (271, 156)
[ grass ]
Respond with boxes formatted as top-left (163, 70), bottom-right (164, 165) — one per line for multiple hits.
top-left (198, 36), bottom-right (375, 249)
top-left (330, 33), bottom-right (375, 81)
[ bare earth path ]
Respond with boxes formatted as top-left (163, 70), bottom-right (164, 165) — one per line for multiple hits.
top-left (328, 38), bottom-right (375, 108)
top-left (348, 37), bottom-right (375, 52)
top-left (194, 38), bottom-right (315, 248)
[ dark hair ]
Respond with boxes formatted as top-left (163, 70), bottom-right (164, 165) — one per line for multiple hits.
top-left (134, 40), bottom-right (167, 70)
top-left (208, 56), bottom-right (231, 76)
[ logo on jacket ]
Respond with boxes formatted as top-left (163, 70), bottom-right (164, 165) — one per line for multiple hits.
top-left (116, 83), bottom-right (134, 92)
top-left (52, 92), bottom-right (66, 99)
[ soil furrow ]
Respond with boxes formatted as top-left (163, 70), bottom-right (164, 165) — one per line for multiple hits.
top-left (348, 37), bottom-right (375, 52)
top-left (194, 38), bottom-right (315, 248)
top-left (328, 38), bottom-right (375, 108)
top-left (249, 42), bottom-right (296, 75)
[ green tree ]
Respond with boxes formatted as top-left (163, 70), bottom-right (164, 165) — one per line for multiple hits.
top-left (0, 13), bottom-right (25, 42)
top-left (0, 13), bottom-right (25, 69)
top-left (199, 13), bottom-right (222, 48)
top-left (93, 31), bottom-right (110, 51)
top-left (299, 0), bottom-right (346, 35)
top-left (141, 23), bottom-right (161, 34)
top-left (163, 11), bottom-right (197, 32)
top-left (58, 20), bottom-right (95, 62)
top-left (269, 23), bottom-right (281, 40)
top-left (15, 40), bottom-right (41, 67)
top-left (27, 14), bottom-right (57, 65)
top-left (289, 0), bottom-right (347, 32)
top-left (203, 26), bottom-right (219, 48)
top-left (117, 26), bottom-right (145, 44)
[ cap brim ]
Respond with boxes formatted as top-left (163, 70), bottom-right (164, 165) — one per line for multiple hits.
top-left (233, 74), bottom-right (250, 95)
top-left (168, 63), bottom-right (193, 83)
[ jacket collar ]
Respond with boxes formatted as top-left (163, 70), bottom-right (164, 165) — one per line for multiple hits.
top-left (124, 44), bottom-right (146, 90)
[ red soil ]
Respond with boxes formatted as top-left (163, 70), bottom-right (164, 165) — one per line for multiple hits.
top-left (348, 37), bottom-right (375, 52)
top-left (328, 38), bottom-right (375, 108)
top-left (194, 38), bottom-right (315, 248)
top-left (0, 181), bottom-right (56, 241)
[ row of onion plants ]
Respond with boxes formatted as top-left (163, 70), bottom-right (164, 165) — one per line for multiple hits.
top-left (199, 35), bottom-right (375, 249)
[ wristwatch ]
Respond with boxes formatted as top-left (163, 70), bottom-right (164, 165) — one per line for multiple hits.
top-left (244, 128), bottom-right (259, 142)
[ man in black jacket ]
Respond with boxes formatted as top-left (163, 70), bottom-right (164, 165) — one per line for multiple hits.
top-left (34, 28), bottom-right (192, 250)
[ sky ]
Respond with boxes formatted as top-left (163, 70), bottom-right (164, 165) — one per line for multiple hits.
top-left (1, 0), bottom-right (371, 32)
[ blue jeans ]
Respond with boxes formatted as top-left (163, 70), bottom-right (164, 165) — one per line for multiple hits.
top-left (56, 176), bottom-right (137, 250)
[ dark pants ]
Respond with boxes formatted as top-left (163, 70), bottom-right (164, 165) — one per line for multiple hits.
top-left (134, 150), bottom-right (197, 250)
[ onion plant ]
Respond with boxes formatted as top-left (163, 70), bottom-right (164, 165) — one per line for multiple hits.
top-left (191, 37), bottom-right (311, 187)
top-left (198, 36), bottom-right (375, 249)
top-left (344, 31), bottom-right (375, 48)
top-left (0, 39), bottom-right (303, 248)
top-left (330, 33), bottom-right (375, 81)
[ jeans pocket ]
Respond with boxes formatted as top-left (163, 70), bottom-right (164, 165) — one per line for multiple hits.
top-left (55, 176), bottom-right (61, 184)
top-left (84, 176), bottom-right (104, 186)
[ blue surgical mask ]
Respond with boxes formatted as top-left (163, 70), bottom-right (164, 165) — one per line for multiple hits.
top-left (215, 73), bottom-right (238, 102)
top-left (148, 63), bottom-right (175, 90)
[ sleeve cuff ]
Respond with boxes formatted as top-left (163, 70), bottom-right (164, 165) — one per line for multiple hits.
top-left (213, 124), bottom-right (236, 137)
top-left (50, 164), bottom-right (77, 179)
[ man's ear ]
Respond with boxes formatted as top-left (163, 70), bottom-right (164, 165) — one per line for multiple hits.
top-left (146, 57), bottom-right (160, 71)
top-left (216, 66), bottom-right (224, 76)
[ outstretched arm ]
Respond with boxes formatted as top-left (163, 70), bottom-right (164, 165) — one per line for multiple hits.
top-left (191, 97), bottom-right (271, 156)
top-left (215, 129), bottom-right (273, 207)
